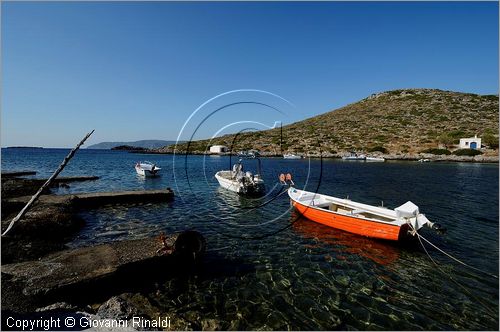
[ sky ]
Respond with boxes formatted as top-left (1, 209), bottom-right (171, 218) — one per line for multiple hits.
top-left (2, 1), bottom-right (498, 148)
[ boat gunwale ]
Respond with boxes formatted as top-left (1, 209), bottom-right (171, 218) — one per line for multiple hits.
top-left (288, 188), bottom-right (404, 227)
top-left (215, 170), bottom-right (265, 184)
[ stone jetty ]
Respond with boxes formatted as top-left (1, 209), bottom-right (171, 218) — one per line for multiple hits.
top-left (1, 171), bottom-right (206, 327)
top-left (1, 171), bottom-right (37, 177)
top-left (7, 188), bottom-right (174, 208)
top-left (1, 231), bottom-right (206, 313)
top-left (1, 175), bottom-right (100, 199)
top-left (1, 173), bottom-right (175, 263)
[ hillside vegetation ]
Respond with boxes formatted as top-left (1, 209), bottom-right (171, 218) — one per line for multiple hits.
top-left (157, 89), bottom-right (498, 156)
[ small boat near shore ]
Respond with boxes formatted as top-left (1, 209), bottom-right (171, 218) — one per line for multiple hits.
top-left (215, 152), bottom-right (265, 196)
top-left (135, 161), bottom-right (161, 177)
top-left (418, 158), bottom-right (431, 163)
top-left (283, 153), bottom-right (302, 159)
top-left (342, 152), bottom-right (366, 161)
top-left (288, 187), bottom-right (437, 241)
top-left (365, 156), bottom-right (385, 162)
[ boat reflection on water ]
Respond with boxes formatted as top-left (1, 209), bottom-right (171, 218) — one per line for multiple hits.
top-left (290, 211), bottom-right (401, 266)
top-left (215, 186), bottom-right (267, 209)
top-left (212, 187), bottom-right (271, 228)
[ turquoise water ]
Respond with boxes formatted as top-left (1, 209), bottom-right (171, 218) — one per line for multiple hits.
top-left (2, 148), bottom-right (499, 330)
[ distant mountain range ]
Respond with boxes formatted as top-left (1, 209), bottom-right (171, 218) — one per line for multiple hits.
top-left (87, 140), bottom-right (179, 150)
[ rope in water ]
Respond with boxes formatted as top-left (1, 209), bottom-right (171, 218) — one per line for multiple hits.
top-left (412, 226), bottom-right (497, 317)
top-left (206, 245), bottom-right (233, 252)
top-left (414, 228), bottom-right (498, 279)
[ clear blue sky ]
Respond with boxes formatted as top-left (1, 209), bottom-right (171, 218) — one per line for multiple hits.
top-left (2, 1), bottom-right (498, 147)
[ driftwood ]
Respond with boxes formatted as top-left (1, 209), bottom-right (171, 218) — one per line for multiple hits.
top-left (2, 130), bottom-right (95, 237)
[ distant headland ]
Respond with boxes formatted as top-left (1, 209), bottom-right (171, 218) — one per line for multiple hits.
top-left (87, 140), bottom-right (179, 150)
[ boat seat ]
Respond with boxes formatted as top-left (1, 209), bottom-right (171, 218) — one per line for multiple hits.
top-left (329, 203), bottom-right (338, 212)
top-left (336, 207), bottom-right (352, 214)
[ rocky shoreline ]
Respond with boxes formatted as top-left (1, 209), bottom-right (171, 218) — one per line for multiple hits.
top-left (130, 149), bottom-right (499, 163)
top-left (1, 173), bottom-right (206, 331)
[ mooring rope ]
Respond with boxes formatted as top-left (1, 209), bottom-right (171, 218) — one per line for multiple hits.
top-left (418, 232), bottom-right (499, 279)
top-left (412, 226), bottom-right (498, 317)
top-left (206, 245), bottom-right (233, 252)
top-left (413, 228), bottom-right (498, 279)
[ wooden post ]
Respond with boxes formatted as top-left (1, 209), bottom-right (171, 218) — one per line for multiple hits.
top-left (2, 130), bottom-right (95, 237)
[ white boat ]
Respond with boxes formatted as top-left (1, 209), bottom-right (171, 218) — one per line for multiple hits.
top-left (365, 156), bottom-right (385, 162)
top-left (342, 152), bottom-right (366, 161)
top-left (418, 159), bottom-right (430, 163)
top-left (283, 153), bottom-right (302, 159)
top-left (237, 150), bottom-right (261, 157)
top-left (135, 161), bottom-right (161, 177)
top-left (215, 153), bottom-right (265, 196)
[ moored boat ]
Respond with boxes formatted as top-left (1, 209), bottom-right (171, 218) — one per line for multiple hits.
top-left (342, 152), bottom-right (366, 161)
top-left (365, 156), bottom-right (385, 162)
top-left (215, 152), bottom-right (265, 196)
top-left (288, 187), bottom-right (436, 241)
top-left (283, 153), bottom-right (302, 159)
top-left (135, 161), bottom-right (161, 177)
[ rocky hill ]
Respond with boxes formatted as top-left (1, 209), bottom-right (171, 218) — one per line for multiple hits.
top-left (156, 89), bottom-right (499, 157)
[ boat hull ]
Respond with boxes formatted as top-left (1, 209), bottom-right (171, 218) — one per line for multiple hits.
top-left (291, 200), bottom-right (404, 241)
top-left (283, 154), bottom-right (302, 159)
top-left (215, 172), bottom-right (242, 193)
top-left (135, 166), bottom-right (160, 177)
top-left (342, 156), bottom-right (365, 161)
top-left (215, 171), bottom-right (265, 196)
top-left (365, 157), bottom-right (385, 162)
top-left (288, 188), bottom-right (410, 241)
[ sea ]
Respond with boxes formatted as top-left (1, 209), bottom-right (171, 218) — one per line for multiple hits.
top-left (2, 147), bottom-right (499, 330)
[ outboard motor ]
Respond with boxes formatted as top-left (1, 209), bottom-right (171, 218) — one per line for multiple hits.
top-left (396, 201), bottom-right (445, 235)
top-left (245, 171), bottom-right (253, 183)
top-left (429, 222), bottom-right (446, 234)
top-left (395, 201), bottom-right (428, 234)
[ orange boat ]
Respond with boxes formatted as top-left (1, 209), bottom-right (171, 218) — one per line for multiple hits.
top-left (288, 187), bottom-right (436, 241)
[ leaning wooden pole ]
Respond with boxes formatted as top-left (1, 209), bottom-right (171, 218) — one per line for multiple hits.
top-left (2, 130), bottom-right (95, 237)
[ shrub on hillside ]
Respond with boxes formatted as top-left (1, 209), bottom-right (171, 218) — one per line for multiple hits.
top-left (368, 146), bottom-right (388, 153)
top-left (437, 133), bottom-right (454, 148)
top-left (483, 133), bottom-right (499, 149)
top-left (452, 149), bottom-right (483, 156)
top-left (420, 148), bottom-right (451, 155)
top-left (484, 95), bottom-right (499, 101)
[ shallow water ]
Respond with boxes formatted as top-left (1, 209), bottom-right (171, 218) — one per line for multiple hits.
top-left (2, 148), bottom-right (499, 329)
